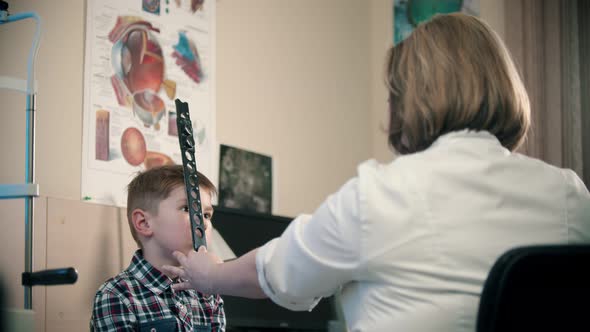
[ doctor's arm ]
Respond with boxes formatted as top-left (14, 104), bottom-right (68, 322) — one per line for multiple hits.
top-left (166, 246), bottom-right (266, 298)
top-left (164, 178), bottom-right (362, 309)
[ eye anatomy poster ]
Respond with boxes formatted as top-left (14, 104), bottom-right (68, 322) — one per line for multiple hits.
top-left (82, 0), bottom-right (216, 207)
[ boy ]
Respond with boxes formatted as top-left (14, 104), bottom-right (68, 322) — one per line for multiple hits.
top-left (91, 165), bottom-right (225, 331)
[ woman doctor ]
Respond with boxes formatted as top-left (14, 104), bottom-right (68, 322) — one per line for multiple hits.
top-left (163, 13), bottom-right (590, 332)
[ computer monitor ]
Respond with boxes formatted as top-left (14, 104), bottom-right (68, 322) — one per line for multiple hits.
top-left (212, 206), bottom-right (337, 331)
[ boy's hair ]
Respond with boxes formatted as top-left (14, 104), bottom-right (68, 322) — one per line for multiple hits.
top-left (385, 13), bottom-right (530, 154)
top-left (126, 164), bottom-right (217, 247)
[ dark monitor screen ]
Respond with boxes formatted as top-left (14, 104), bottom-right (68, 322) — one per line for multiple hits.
top-left (212, 207), bottom-right (336, 331)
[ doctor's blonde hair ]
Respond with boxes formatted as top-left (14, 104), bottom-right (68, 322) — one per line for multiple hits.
top-left (386, 13), bottom-right (530, 154)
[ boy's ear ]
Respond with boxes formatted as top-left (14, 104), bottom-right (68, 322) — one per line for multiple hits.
top-left (131, 208), bottom-right (153, 238)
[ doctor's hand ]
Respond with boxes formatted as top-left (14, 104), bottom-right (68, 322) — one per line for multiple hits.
top-left (162, 246), bottom-right (223, 294)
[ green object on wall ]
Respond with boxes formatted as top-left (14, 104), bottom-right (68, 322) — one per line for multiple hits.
top-left (407, 0), bottom-right (463, 26)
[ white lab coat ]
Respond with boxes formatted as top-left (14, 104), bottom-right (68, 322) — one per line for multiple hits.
top-left (256, 130), bottom-right (590, 332)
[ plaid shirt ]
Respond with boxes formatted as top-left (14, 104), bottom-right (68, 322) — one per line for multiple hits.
top-left (91, 250), bottom-right (225, 332)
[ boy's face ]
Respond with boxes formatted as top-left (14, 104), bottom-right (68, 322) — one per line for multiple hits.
top-left (149, 184), bottom-right (214, 257)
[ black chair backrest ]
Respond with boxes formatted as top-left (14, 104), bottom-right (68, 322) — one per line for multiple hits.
top-left (476, 244), bottom-right (590, 332)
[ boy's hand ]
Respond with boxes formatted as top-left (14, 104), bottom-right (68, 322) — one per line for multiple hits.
top-left (162, 246), bottom-right (223, 294)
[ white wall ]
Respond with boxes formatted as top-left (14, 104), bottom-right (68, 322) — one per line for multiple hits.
top-left (216, 0), bottom-right (372, 216)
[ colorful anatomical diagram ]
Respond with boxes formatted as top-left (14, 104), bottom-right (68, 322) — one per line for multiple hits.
top-left (95, 110), bottom-right (110, 161)
top-left (190, 0), bottom-right (205, 13)
top-left (172, 31), bottom-right (204, 84)
top-left (120, 127), bottom-right (147, 166)
top-left (120, 126), bottom-right (174, 169)
top-left (109, 16), bottom-right (176, 130)
top-left (174, 0), bottom-right (205, 13)
top-left (132, 89), bottom-right (166, 130)
top-left (144, 151), bottom-right (175, 169)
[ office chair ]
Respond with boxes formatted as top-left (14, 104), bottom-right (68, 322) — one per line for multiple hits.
top-left (476, 244), bottom-right (590, 332)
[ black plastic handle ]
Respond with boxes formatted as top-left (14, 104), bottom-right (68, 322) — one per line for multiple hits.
top-left (22, 267), bottom-right (78, 286)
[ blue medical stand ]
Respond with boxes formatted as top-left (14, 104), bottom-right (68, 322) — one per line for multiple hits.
top-left (0, 1), bottom-right (77, 312)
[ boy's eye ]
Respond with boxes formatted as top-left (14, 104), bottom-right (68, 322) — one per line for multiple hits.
top-left (203, 213), bottom-right (211, 220)
top-left (181, 205), bottom-right (189, 212)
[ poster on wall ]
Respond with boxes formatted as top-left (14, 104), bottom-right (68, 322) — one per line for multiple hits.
top-left (394, 0), bottom-right (480, 45)
top-left (82, 0), bottom-right (216, 207)
top-left (218, 144), bottom-right (273, 214)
